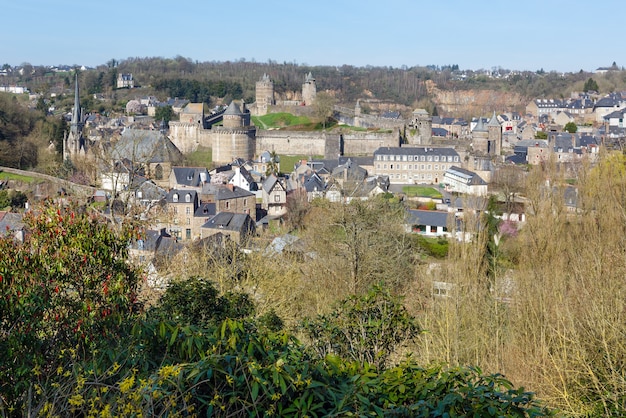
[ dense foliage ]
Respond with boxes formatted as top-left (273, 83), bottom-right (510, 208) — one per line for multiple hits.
top-left (0, 201), bottom-right (551, 416)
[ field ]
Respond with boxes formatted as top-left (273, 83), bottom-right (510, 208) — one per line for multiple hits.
top-left (401, 185), bottom-right (442, 198)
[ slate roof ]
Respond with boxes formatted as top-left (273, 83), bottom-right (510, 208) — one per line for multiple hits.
top-left (165, 189), bottom-right (197, 204)
top-left (432, 128), bottom-right (449, 137)
top-left (331, 159), bottom-right (367, 181)
top-left (262, 174), bottom-right (280, 193)
top-left (136, 180), bottom-right (167, 201)
top-left (194, 202), bottom-right (216, 217)
top-left (171, 167), bottom-right (209, 187)
top-left (406, 210), bottom-right (450, 228)
top-left (445, 166), bottom-right (487, 185)
top-left (214, 185), bottom-right (254, 200)
top-left (201, 212), bottom-right (253, 232)
top-left (302, 173), bottom-right (325, 193)
top-left (114, 129), bottom-right (183, 164)
top-left (223, 101), bottom-right (242, 116)
top-left (487, 111), bottom-right (500, 127)
top-left (374, 146), bottom-right (460, 158)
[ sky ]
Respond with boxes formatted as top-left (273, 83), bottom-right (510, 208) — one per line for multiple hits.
top-left (1, 0), bottom-right (624, 73)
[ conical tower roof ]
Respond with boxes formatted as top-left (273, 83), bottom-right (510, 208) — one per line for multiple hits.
top-left (223, 101), bottom-right (242, 116)
top-left (474, 116), bottom-right (487, 132)
top-left (487, 111), bottom-right (501, 127)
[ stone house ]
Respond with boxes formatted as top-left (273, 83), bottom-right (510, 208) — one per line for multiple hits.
top-left (372, 146), bottom-right (461, 185)
top-left (200, 184), bottom-right (256, 221)
top-left (164, 189), bottom-right (199, 241)
top-left (200, 212), bottom-right (256, 244)
top-left (169, 166), bottom-right (210, 190)
top-left (117, 73), bottom-right (134, 89)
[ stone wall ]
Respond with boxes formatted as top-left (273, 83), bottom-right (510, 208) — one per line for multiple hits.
top-left (255, 131), bottom-right (329, 157)
top-left (343, 131), bottom-right (400, 155)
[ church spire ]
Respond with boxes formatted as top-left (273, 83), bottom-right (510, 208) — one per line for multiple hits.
top-left (70, 72), bottom-right (82, 135)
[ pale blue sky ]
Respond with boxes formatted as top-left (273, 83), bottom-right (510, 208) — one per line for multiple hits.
top-left (1, 0), bottom-right (623, 72)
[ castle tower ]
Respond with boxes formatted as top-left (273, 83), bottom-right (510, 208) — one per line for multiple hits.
top-left (472, 116), bottom-right (489, 155)
top-left (487, 111), bottom-right (502, 155)
top-left (255, 73), bottom-right (274, 116)
top-left (212, 101), bottom-right (256, 163)
top-left (302, 72), bottom-right (316, 105)
top-left (409, 108), bottom-right (432, 145)
top-left (63, 73), bottom-right (86, 160)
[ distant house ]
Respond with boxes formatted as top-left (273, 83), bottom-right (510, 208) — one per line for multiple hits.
top-left (200, 212), bottom-right (256, 244)
top-left (443, 166), bottom-right (488, 196)
top-left (330, 158), bottom-right (368, 189)
top-left (113, 128), bottom-right (184, 186)
top-left (169, 166), bottom-right (210, 190)
top-left (200, 184), bottom-right (256, 221)
top-left (117, 73), bottom-right (134, 89)
top-left (405, 209), bottom-right (451, 237)
top-left (262, 174), bottom-right (287, 216)
top-left (164, 189), bottom-right (199, 241)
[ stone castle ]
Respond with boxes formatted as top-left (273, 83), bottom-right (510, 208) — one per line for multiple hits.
top-left (169, 73), bottom-right (433, 164)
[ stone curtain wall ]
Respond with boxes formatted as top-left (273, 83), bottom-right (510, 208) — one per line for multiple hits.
top-left (256, 131), bottom-right (329, 156)
top-left (343, 131), bottom-right (400, 155)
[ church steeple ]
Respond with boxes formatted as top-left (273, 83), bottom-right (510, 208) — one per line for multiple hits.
top-left (64, 72), bottom-right (86, 160)
top-left (70, 72), bottom-right (82, 136)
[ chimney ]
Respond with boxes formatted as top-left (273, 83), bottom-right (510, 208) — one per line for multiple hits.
top-left (227, 184), bottom-right (234, 191)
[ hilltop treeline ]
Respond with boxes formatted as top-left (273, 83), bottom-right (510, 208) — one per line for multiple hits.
top-left (10, 56), bottom-right (626, 113)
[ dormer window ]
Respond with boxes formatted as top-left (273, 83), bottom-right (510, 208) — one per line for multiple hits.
top-left (172, 193), bottom-right (179, 202)
top-left (185, 193), bottom-right (191, 203)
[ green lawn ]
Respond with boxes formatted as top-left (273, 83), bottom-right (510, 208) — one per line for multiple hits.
top-left (402, 185), bottom-right (442, 198)
top-left (0, 171), bottom-right (36, 183)
top-left (252, 113), bottom-right (312, 129)
top-left (184, 146), bottom-right (212, 167)
top-left (278, 154), bottom-right (323, 175)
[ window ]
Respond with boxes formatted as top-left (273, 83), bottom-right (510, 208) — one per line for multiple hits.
top-left (172, 193), bottom-right (179, 202)
top-left (435, 164), bottom-right (439, 170)
top-left (402, 155), bottom-right (407, 161)
top-left (408, 164), bottom-right (412, 170)
top-left (427, 164), bottom-right (431, 170)
top-left (186, 229), bottom-right (191, 240)
top-left (243, 198), bottom-right (247, 206)
top-left (185, 193), bottom-right (191, 203)
top-left (434, 156), bottom-right (439, 162)
top-left (420, 156), bottom-right (425, 161)
top-left (225, 201), bottom-right (230, 209)
top-left (421, 164), bottom-right (425, 170)
top-left (377, 164), bottom-right (381, 169)
top-left (185, 207), bottom-right (190, 215)
top-left (173, 207), bottom-right (178, 214)
top-left (454, 156), bottom-right (459, 162)
top-left (383, 164), bottom-right (387, 169)
top-left (427, 156), bottom-right (432, 162)
top-left (274, 194), bottom-right (281, 202)
top-left (408, 155), bottom-right (413, 161)
top-left (155, 164), bottom-right (163, 180)
top-left (390, 164), bottom-right (394, 170)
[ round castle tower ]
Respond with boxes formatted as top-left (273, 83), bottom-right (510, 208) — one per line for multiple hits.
top-left (212, 101), bottom-right (256, 164)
